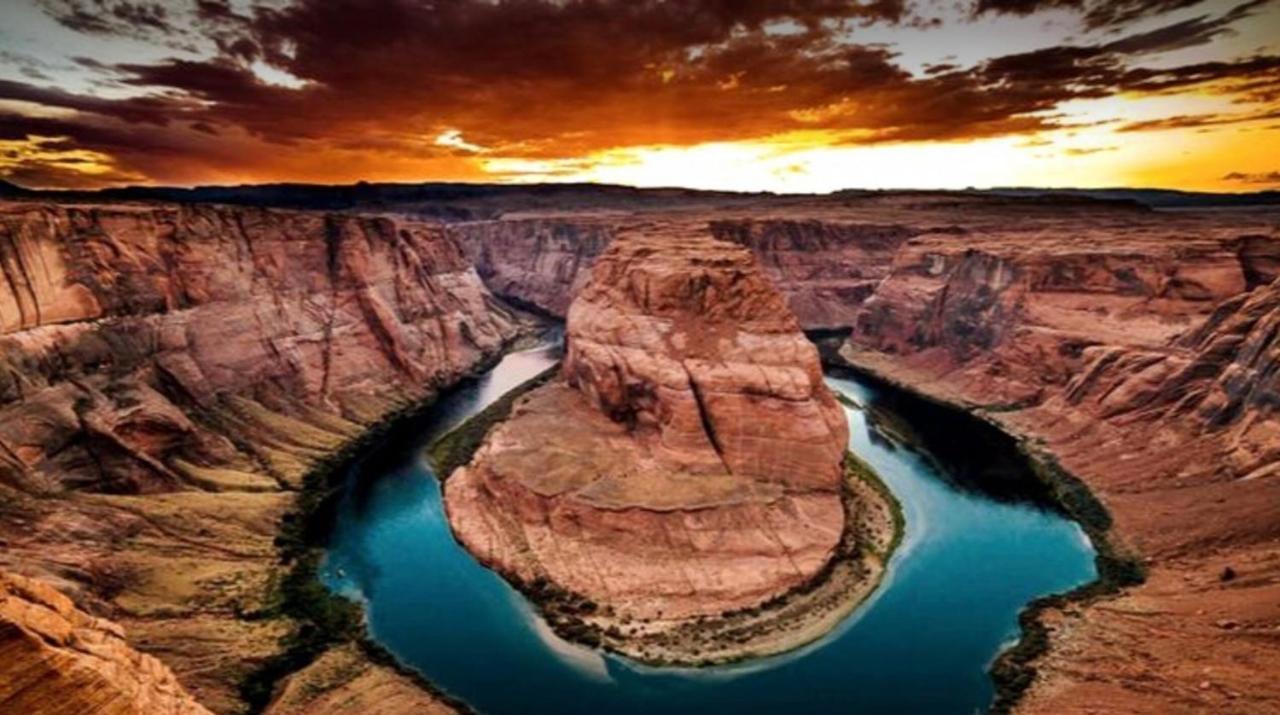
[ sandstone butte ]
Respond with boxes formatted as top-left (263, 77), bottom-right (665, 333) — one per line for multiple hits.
top-left (444, 229), bottom-right (860, 656)
top-left (0, 190), bottom-right (1277, 714)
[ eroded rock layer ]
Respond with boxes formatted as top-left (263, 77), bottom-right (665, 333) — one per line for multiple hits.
top-left (445, 229), bottom-right (849, 622)
top-left (449, 219), bottom-right (612, 316)
top-left (822, 200), bottom-right (1280, 715)
top-left (0, 570), bottom-right (211, 715)
top-left (708, 219), bottom-right (916, 330)
top-left (0, 201), bottom-right (519, 713)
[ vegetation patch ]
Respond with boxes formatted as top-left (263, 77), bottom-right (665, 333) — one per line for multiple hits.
top-left (427, 364), bottom-right (559, 479)
top-left (988, 449), bottom-right (1146, 714)
top-left (846, 452), bottom-right (905, 558)
top-left (239, 350), bottom-right (515, 714)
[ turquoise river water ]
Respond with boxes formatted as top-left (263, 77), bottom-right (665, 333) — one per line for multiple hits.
top-left (322, 335), bottom-right (1097, 714)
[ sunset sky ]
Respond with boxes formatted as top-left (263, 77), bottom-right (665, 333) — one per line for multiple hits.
top-left (1, 0), bottom-right (1278, 192)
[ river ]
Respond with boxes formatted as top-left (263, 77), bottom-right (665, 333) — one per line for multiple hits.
top-left (321, 333), bottom-right (1096, 714)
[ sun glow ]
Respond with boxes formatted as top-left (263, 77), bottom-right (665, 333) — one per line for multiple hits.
top-left (479, 105), bottom-right (1280, 193)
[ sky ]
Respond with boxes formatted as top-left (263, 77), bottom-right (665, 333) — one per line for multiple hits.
top-left (0, 0), bottom-right (1278, 192)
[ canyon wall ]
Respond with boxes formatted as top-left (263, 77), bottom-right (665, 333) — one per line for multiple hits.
top-left (707, 219), bottom-right (916, 330)
top-left (0, 570), bottom-right (211, 715)
top-left (0, 200), bottom-right (521, 713)
top-left (448, 219), bottom-right (613, 316)
top-left (830, 206), bottom-right (1280, 714)
top-left (449, 216), bottom-right (914, 331)
top-left (445, 229), bottom-right (850, 623)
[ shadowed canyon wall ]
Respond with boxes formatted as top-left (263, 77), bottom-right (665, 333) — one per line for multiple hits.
top-left (0, 201), bottom-right (521, 713)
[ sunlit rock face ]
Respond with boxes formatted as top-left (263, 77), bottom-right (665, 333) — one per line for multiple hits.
top-left (562, 230), bottom-right (849, 488)
top-left (828, 201), bottom-right (1280, 715)
top-left (0, 201), bottom-right (520, 495)
top-left (446, 228), bottom-right (849, 619)
top-left (0, 570), bottom-right (212, 715)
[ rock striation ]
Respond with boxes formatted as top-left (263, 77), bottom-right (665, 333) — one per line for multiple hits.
top-left (449, 219), bottom-right (612, 317)
top-left (447, 193), bottom-right (1279, 709)
top-left (0, 200), bottom-right (520, 713)
top-left (449, 216), bottom-right (913, 331)
top-left (1, 188), bottom-right (1276, 713)
top-left (0, 570), bottom-right (211, 715)
top-left (826, 200), bottom-right (1280, 714)
top-left (445, 229), bottom-right (851, 629)
top-left (709, 219), bottom-right (915, 330)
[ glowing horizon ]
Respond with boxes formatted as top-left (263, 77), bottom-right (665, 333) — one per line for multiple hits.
top-left (1, 0), bottom-right (1278, 192)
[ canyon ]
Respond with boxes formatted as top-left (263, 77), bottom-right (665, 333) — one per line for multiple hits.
top-left (0, 189), bottom-right (1276, 714)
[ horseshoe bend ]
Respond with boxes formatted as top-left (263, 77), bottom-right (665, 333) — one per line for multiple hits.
top-left (0, 187), bottom-right (1274, 715)
top-left (442, 229), bottom-right (895, 663)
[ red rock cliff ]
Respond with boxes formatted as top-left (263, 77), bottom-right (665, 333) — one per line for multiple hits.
top-left (448, 219), bottom-right (612, 316)
top-left (0, 570), bottom-right (211, 715)
top-left (445, 229), bottom-right (849, 622)
top-left (708, 219), bottom-right (915, 330)
top-left (835, 204), bottom-right (1280, 714)
top-left (0, 200), bottom-right (519, 713)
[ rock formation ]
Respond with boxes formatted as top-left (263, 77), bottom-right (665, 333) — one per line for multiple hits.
top-left (0, 570), bottom-right (211, 715)
top-left (261, 644), bottom-right (457, 715)
top-left (708, 219), bottom-right (915, 330)
top-left (449, 216), bottom-right (914, 331)
top-left (449, 219), bottom-right (613, 316)
top-left (826, 200), bottom-right (1280, 714)
top-left (0, 200), bottom-right (520, 713)
top-left (445, 229), bottom-right (851, 628)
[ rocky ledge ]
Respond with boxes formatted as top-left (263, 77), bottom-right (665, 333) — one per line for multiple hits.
top-left (444, 228), bottom-right (897, 662)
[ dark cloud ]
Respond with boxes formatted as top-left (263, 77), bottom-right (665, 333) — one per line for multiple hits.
top-left (0, 78), bottom-right (197, 125)
top-left (1101, 0), bottom-right (1274, 54)
top-left (973, 0), bottom-right (1214, 27)
top-left (1223, 169), bottom-right (1280, 182)
top-left (5, 0), bottom-right (1278, 187)
top-left (973, 0), bottom-right (1085, 18)
top-left (82, 0), bottom-right (1269, 152)
top-left (38, 0), bottom-right (187, 43)
top-left (1118, 107), bottom-right (1280, 130)
top-left (0, 50), bottom-right (62, 81)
